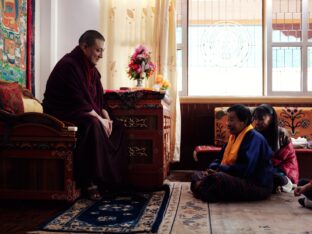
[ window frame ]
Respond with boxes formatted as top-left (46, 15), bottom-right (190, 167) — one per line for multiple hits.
top-left (178, 0), bottom-right (312, 97)
top-left (267, 0), bottom-right (312, 96)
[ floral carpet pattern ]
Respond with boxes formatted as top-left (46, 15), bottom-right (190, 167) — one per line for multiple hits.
top-left (35, 186), bottom-right (169, 233)
top-left (158, 182), bottom-right (210, 234)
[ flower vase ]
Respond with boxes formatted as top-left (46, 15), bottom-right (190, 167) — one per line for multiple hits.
top-left (160, 88), bottom-right (168, 94)
top-left (136, 78), bottom-right (144, 88)
top-left (136, 72), bottom-right (146, 88)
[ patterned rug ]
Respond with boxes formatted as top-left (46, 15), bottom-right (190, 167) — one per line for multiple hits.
top-left (29, 181), bottom-right (312, 234)
top-left (160, 182), bottom-right (312, 234)
top-left (32, 185), bottom-right (170, 233)
top-left (158, 181), bottom-right (210, 234)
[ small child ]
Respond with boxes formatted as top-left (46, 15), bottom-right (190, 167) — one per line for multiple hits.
top-left (294, 179), bottom-right (312, 208)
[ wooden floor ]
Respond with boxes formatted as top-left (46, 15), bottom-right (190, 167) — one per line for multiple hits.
top-left (209, 192), bottom-right (312, 234)
top-left (158, 181), bottom-right (312, 234)
top-left (1, 171), bottom-right (312, 234)
top-left (0, 199), bottom-right (69, 234)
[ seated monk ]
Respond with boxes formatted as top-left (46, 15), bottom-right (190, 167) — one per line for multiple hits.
top-left (42, 30), bottom-right (128, 200)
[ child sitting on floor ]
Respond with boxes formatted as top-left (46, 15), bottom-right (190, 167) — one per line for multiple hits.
top-left (294, 179), bottom-right (312, 208)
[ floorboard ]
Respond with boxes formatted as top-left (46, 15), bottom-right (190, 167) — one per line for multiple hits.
top-left (209, 192), bottom-right (312, 234)
top-left (0, 199), bottom-right (68, 234)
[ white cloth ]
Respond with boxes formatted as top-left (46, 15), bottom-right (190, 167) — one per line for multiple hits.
top-left (282, 176), bottom-right (293, 193)
top-left (304, 197), bottom-right (312, 208)
top-left (291, 137), bottom-right (308, 148)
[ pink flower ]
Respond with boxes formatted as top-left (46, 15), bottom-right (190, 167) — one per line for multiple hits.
top-left (127, 44), bottom-right (156, 80)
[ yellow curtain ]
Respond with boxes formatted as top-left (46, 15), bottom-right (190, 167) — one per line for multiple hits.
top-left (99, 0), bottom-right (181, 161)
top-left (153, 0), bottom-right (181, 162)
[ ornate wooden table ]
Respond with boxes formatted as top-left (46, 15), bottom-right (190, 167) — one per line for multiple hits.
top-left (104, 90), bottom-right (171, 187)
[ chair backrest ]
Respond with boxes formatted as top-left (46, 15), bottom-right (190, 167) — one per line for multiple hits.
top-left (214, 106), bottom-right (312, 146)
top-left (0, 81), bottom-right (43, 114)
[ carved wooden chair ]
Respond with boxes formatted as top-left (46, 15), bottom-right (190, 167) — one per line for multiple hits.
top-left (0, 81), bottom-right (79, 201)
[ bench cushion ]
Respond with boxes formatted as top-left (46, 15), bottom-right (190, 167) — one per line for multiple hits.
top-left (0, 81), bottom-right (43, 114)
top-left (0, 82), bottom-right (24, 114)
top-left (214, 106), bottom-right (312, 146)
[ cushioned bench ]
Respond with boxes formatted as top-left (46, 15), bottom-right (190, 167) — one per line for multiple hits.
top-left (194, 106), bottom-right (312, 179)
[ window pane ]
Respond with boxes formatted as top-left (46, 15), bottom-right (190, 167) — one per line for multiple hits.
top-left (272, 0), bottom-right (302, 43)
top-left (176, 27), bottom-right (182, 45)
top-left (176, 49), bottom-right (183, 92)
top-left (308, 47), bottom-right (312, 91)
top-left (272, 47), bottom-right (301, 91)
top-left (309, 0), bottom-right (312, 42)
top-left (188, 0), bottom-right (262, 96)
top-left (176, 0), bottom-right (182, 44)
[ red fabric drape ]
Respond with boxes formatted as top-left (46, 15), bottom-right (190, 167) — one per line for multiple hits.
top-left (26, 0), bottom-right (32, 91)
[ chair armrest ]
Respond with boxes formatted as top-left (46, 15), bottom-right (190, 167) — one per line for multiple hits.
top-left (0, 111), bottom-right (59, 129)
top-left (0, 109), bottom-right (76, 132)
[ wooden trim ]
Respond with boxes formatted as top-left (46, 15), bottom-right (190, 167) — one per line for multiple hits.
top-left (179, 96), bottom-right (312, 104)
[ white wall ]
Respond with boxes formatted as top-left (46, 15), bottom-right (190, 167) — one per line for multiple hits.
top-left (35, 0), bottom-right (100, 101)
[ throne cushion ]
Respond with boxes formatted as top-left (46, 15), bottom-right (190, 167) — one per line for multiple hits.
top-left (0, 81), bottom-right (43, 114)
top-left (0, 82), bottom-right (24, 114)
top-left (22, 96), bottom-right (43, 113)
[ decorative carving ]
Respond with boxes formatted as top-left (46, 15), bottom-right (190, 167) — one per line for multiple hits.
top-left (164, 115), bottom-right (171, 129)
top-left (64, 152), bottom-right (74, 172)
top-left (51, 176), bottom-right (79, 202)
top-left (108, 103), bottom-right (162, 109)
top-left (129, 146), bottom-right (148, 157)
top-left (1, 141), bottom-right (75, 151)
top-left (104, 90), bottom-right (165, 109)
top-left (142, 104), bottom-right (162, 109)
top-left (117, 117), bottom-right (148, 128)
top-left (107, 104), bottom-right (120, 109)
top-left (51, 193), bottom-right (68, 200)
top-left (164, 131), bottom-right (171, 162)
top-left (51, 151), bottom-right (72, 162)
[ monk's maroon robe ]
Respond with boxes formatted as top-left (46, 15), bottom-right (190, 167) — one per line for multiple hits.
top-left (42, 46), bottom-right (128, 189)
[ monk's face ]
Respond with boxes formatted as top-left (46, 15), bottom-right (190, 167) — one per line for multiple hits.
top-left (227, 111), bottom-right (247, 135)
top-left (82, 39), bottom-right (104, 65)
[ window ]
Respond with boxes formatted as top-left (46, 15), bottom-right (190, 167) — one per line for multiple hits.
top-left (268, 0), bottom-right (312, 95)
top-left (177, 0), bottom-right (312, 96)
